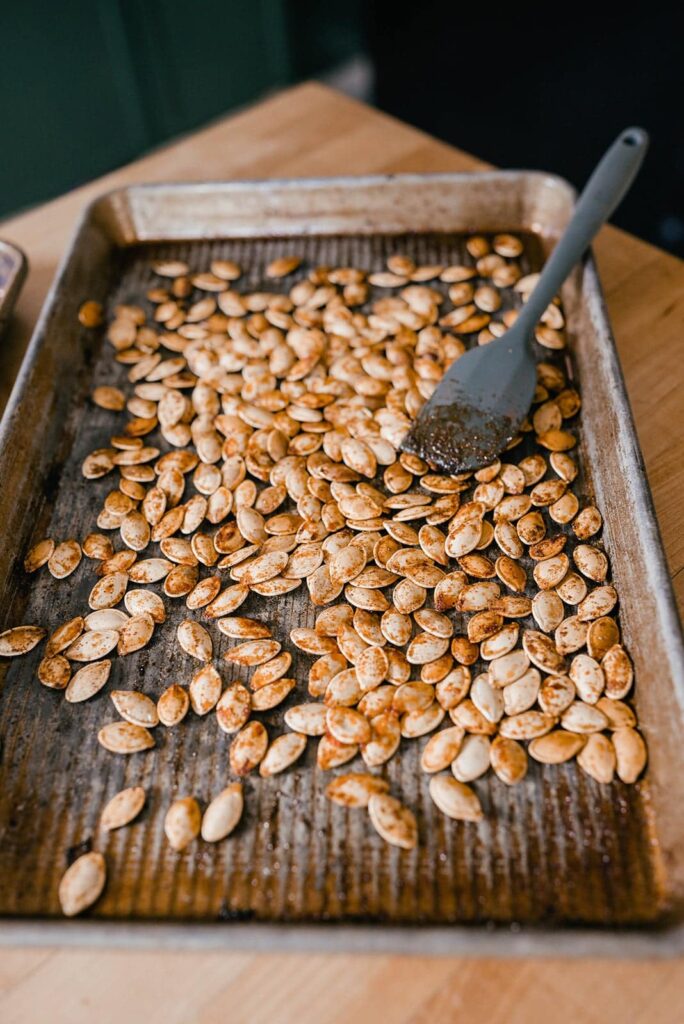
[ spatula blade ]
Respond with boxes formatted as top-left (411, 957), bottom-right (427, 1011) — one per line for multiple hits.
top-left (400, 329), bottom-right (537, 474)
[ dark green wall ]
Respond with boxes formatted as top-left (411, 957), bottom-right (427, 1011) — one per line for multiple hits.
top-left (1, 0), bottom-right (363, 218)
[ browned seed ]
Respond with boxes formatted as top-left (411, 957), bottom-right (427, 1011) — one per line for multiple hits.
top-left (325, 773), bottom-right (389, 807)
top-left (489, 735), bottom-right (528, 784)
top-left (498, 709), bottom-right (555, 740)
top-left (78, 300), bottom-right (104, 327)
top-left (97, 721), bottom-right (155, 753)
top-left (157, 683), bottom-right (190, 727)
top-left (177, 619), bottom-right (212, 661)
top-left (480, 623), bottom-right (520, 661)
top-left (59, 852), bottom-right (106, 917)
top-left (602, 644), bottom-right (634, 699)
top-left (586, 616), bottom-right (619, 660)
top-left (251, 676), bottom-right (296, 711)
top-left (201, 783), bottom-right (244, 842)
top-left (368, 793), bottom-right (418, 848)
top-left (361, 712), bottom-right (401, 767)
top-left (24, 538), bottom-right (55, 573)
top-left (65, 629), bottom-right (119, 662)
top-left (214, 682), bottom-right (251, 734)
top-left (429, 775), bottom-right (483, 821)
top-left (355, 645), bottom-right (389, 691)
top-left (419, 726), bottom-right (464, 773)
top-left (266, 256), bottom-right (301, 278)
top-left (43, 617), bottom-right (83, 658)
top-left (164, 797), bottom-right (201, 851)
top-left (612, 726), bottom-right (647, 783)
top-left (48, 540), bottom-right (82, 579)
top-left (308, 650), bottom-right (347, 698)
top-left (289, 627), bottom-right (337, 654)
top-left (316, 734), bottom-right (359, 770)
top-left (596, 696), bottom-right (636, 730)
top-left (251, 651), bottom-right (292, 689)
top-left (117, 613), bottom-right (155, 656)
top-left (434, 666), bottom-right (470, 710)
top-left (89, 572), bottom-right (128, 610)
top-left (37, 653), bottom-right (72, 689)
top-left (230, 721), bottom-right (268, 775)
top-left (573, 506), bottom-right (603, 540)
top-left (522, 630), bottom-right (566, 675)
top-left (224, 638), bottom-right (281, 666)
top-left (529, 729), bottom-right (586, 764)
top-left (577, 733), bottom-right (616, 783)
top-left (189, 664), bottom-right (223, 715)
top-left (205, 583), bottom-right (250, 619)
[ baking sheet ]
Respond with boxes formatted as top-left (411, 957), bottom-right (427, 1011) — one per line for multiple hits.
top-left (0, 174), bottom-right (682, 953)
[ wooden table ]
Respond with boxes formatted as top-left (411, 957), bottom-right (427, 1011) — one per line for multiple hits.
top-left (1, 82), bottom-right (682, 1024)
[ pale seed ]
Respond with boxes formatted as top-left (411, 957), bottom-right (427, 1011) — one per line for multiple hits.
top-left (177, 619), bottom-right (212, 661)
top-left (259, 732), bottom-right (307, 777)
top-left (59, 852), bottom-right (106, 917)
top-left (157, 683), bottom-right (190, 727)
top-left (164, 797), bottom-right (201, 851)
top-left (201, 783), bottom-right (243, 842)
top-left (97, 721), bottom-right (154, 753)
top-left (368, 793), bottom-right (418, 848)
top-left (429, 775), bottom-right (483, 821)
top-left (100, 786), bottom-right (145, 830)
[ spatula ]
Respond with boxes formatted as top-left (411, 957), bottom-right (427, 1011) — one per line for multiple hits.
top-left (401, 127), bottom-right (649, 474)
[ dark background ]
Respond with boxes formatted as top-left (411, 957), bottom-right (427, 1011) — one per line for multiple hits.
top-left (1, 1), bottom-right (682, 255)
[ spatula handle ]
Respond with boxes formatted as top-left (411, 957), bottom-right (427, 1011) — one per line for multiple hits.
top-left (520, 127), bottom-right (649, 327)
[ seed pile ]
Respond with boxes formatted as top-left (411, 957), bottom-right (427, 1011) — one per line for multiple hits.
top-left (1, 233), bottom-right (647, 917)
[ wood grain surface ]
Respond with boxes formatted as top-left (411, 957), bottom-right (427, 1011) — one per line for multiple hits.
top-left (1, 82), bottom-right (682, 1023)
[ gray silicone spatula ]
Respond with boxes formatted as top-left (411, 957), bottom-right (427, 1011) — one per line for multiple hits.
top-left (401, 127), bottom-right (649, 473)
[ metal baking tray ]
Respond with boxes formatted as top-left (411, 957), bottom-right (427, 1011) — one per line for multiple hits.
top-left (1, 174), bottom-right (683, 955)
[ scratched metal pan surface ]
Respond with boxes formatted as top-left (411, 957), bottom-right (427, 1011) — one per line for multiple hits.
top-left (1, 174), bottom-right (683, 956)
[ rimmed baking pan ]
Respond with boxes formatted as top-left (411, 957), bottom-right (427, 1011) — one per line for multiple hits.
top-left (0, 174), bottom-right (682, 954)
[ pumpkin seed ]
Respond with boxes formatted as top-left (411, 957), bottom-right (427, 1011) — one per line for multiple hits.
top-left (0, 624), bottom-right (46, 657)
top-left (59, 852), bottom-right (106, 917)
top-left (451, 734), bottom-right (491, 782)
top-left (528, 730), bottom-right (586, 764)
top-left (201, 783), bottom-right (243, 842)
top-left (429, 775), bottom-right (483, 821)
top-left (100, 786), bottom-right (146, 830)
top-left (157, 683), bottom-right (190, 727)
top-left (177, 619), bottom-right (212, 661)
top-left (97, 721), bottom-right (154, 753)
top-left (111, 689), bottom-right (159, 727)
top-left (37, 654), bottom-right (71, 689)
top-left (48, 540), bottom-right (82, 579)
top-left (490, 735), bottom-right (528, 784)
top-left (230, 721), bottom-right (268, 775)
top-left (24, 538), bottom-right (55, 573)
top-left (577, 732), bottom-right (616, 783)
top-left (368, 793), bottom-right (418, 848)
top-left (612, 726), bottom-right (647, 783)
top-left (164, 797), bottom-right (201, 850)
